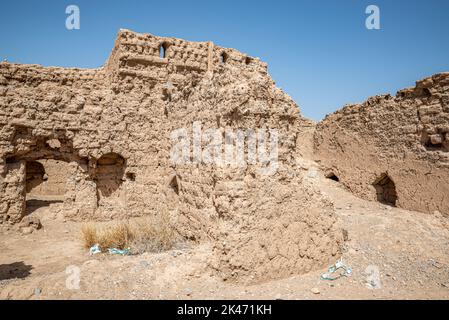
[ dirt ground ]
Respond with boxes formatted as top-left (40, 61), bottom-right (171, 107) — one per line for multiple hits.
top-left (1, 171), bottom-right (448, 300)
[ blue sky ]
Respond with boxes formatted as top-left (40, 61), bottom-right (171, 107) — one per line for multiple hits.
top-left (1, 0), bottom-right (448, 120)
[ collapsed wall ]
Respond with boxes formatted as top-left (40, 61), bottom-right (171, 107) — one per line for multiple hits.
top-left (0, 29), bottom-right (343, 281)
top-left (163, 61), bottom-right (342, 281)
top-left (314, 73), bottom-right (449, 215)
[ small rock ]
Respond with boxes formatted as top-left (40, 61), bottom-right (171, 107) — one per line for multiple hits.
top-left (19, 216), bottom-right (42, 230)
top-left (34, 288), bottom-right (42, 296)
top-left (310, 287), bottom-right (320, 294)
top-left (185, 288), bottom-right (193, 296)
top-left (139, 261), bottom-right (151, 269)
top-left (342, 229), bottom-right (349, 241)
top-left (82, 259), bottom-right (100, 268)
top-left (307, 170), bottom-right (318, 178)
top-left (21, 227), bottom-right (34, 235)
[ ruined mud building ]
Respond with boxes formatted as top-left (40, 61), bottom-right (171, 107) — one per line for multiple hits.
top-left (315, 73), bottom-right (449, 215)
top-left (1, 29), bottom-right (447, 281)
top-left (0, 29), bottom-right (343, 281)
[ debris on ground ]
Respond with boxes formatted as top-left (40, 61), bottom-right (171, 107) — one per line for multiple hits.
top-left (89, 244), bottom-right (101, 255)
top-left (20, 216), bottom-right (42, 230)
top-left (311, 287), bottom-right (320, 294)
top-left (321, 258), bottom-right (352, 281)
top-left (108, 248), bottom-right (130, 255)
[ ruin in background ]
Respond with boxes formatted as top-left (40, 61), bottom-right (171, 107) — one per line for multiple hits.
top-left (315, 73), bottom-right (449, 215)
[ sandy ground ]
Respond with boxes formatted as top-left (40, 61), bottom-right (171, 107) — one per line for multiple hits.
top-left (1, 172), bottom-right (449, 300)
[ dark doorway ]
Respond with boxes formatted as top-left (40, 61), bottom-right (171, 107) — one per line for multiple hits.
top-left (373, 173), bottom-right (398, 206)
top-left (25, 160), bottom-right (66, 215)
top-left (95, 153), bottom-right (126, 200)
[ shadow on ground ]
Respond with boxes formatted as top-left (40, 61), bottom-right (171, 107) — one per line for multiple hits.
top-left (0, 262), bottom-right (33, 281)
top-left (26, 199), bottom-right (63, 215)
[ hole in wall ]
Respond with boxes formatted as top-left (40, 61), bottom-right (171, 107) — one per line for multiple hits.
top-left (6, 157), bottom-right (17, 164)
top-left (373, 173), bottom-right (397, 207)
top-left (159, 42), bottom-right (169, 59)
top-left (126, 172), bottom-right (136, 181)
top-left (422, 88), bottom-right (432, 98)
top-left (95, 153), bottom-right (126, 199)
top-left (245, 56), bottom-right (252, 65)
top-left (220, 52), bottom-right (228, 64)
top-left (421, 131), bottom-right (448, 152)
top-left (325, 172), bottom-right (340, 182)
top-left (25, 160), bottom-right (67, 215)
top-left (169, 175), bottom-right (179, 195)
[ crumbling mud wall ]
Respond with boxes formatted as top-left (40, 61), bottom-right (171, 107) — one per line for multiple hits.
top-left (0, 29), bottom-right (343, 281)
top-left (162, 61), bottom-right (341, 282)
top-left (314, 73), bottom-right (449, 215)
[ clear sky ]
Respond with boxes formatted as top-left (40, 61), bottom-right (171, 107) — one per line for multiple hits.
top-left (1, 0), bottom-right (448, 120)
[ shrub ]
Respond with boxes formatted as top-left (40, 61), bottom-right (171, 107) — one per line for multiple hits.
top-left (81, 211), bottom-right (177, 254)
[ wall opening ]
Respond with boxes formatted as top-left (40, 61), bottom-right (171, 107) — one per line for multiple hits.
top-left (4, 130), bottom-right (92, 220)
top-left (422, 88), bottom-right (432, 98)
top-left (126, 172), bottom-right (136, 181)
top-left (168, 175), bottom-right (179, 195)
top-left (159, 43), bottom-right (168, 59)
top-left (220, 52), bottom-right (228, 64)
top-left (325, 172), bottom-right (340, 182)
top-left (25, 160), bottom-right (68, 215)
top-left (421, 131), bottom-right (448, 152)
top-left (373, 173), bottom-right (397, 206)
top-left (95, 153), bottom-right (126, 206)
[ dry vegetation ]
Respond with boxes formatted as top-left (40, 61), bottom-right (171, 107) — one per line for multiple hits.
top-left (81, 212), bottom-right (178, 254)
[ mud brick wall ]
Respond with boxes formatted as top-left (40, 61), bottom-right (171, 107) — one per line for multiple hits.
top-left (0, 29), bottom-right (343, 282)
top-left (314, 73), bottom-right (449, 215)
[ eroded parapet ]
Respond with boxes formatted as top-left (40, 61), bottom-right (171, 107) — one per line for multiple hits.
top-left (314, 72), bottom-right (449, 215)
top-left (0, 29), bottom-right (272, 225)
top-left (105, 29), bottom-right (267, 87)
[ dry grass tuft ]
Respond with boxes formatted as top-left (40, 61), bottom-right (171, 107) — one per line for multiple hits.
top-left (81, 223), bottom-right (99, 248)
top-left (81, 211), bottom-right (177, 253)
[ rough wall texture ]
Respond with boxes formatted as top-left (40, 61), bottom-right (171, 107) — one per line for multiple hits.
top-left (0, 29), bottom-right (343, 282)
top-left (314, 73), bottom-right (449, 215)
top-left (26, 159), bottom-right (71, 197)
